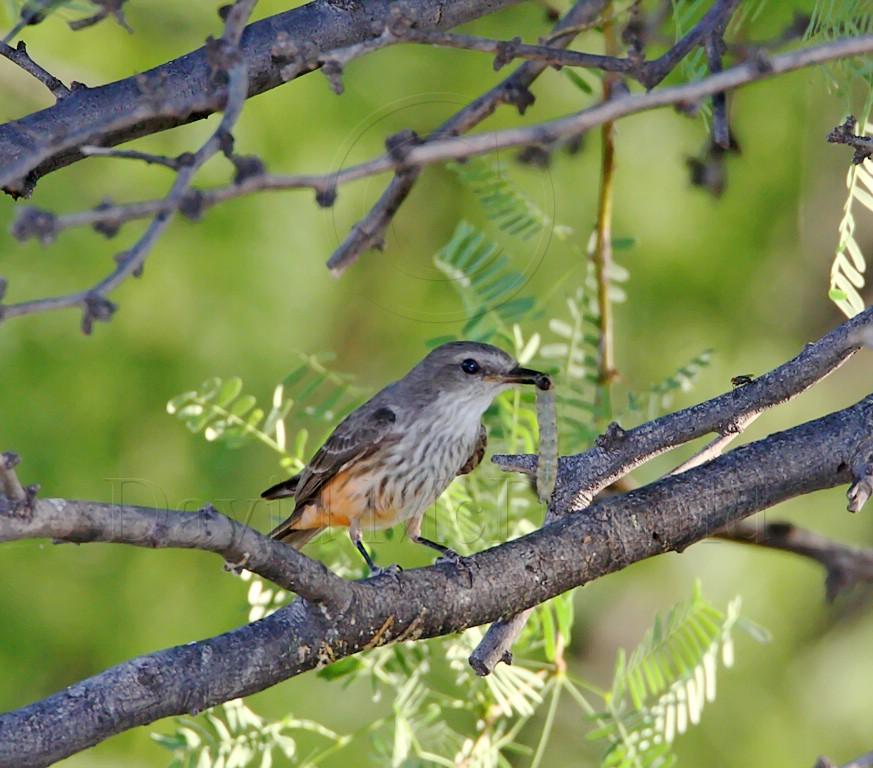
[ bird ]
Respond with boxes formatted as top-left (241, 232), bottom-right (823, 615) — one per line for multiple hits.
top-left (261, 340), bottom-right (548, 574)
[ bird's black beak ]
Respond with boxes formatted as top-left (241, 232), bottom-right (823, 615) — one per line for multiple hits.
top-left (501, 366), bottom-right (552, 389)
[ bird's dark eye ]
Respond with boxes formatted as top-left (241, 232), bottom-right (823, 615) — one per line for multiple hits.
top-left (460, 358), bottom-right (480, 375)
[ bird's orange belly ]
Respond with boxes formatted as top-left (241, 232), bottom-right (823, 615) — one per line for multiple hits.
top-left (293, 466), bottom-right (400, 530)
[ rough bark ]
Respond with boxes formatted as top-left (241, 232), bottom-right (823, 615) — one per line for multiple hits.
top-left (0, 0), bottom-right (521, 194)
top-left (1, 393), bottom-right (870, 766)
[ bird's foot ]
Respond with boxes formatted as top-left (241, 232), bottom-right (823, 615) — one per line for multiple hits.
top-left (435, 548), bottom-right (463, 566)
top-left (436, 550), bottom-right (476, 588)
top-left (370, 563), bottom-right (403, 581)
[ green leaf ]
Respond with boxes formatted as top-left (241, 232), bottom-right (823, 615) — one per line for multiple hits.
top-left (434, 221), bottom-right (538, 344)
top-left (216, 378), bottom-right (243, 407)
top-left (166, 392), bottom-right (197, 414)
top-left (540, 603), bottom-right (557, 662)
top-left (555, 593), bottom-right (573, 645)
top-left (316, 656), bottom-right (362, 681)
top-left (593, 584), bottom-right (767, 768)
top-left (230, 394), bottom-right (257, 418)
top-left (562, 67), bottom-right (595, 94)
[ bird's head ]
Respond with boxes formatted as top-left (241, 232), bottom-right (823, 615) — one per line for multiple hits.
top-left (407, 341), bottom-right (549, 410)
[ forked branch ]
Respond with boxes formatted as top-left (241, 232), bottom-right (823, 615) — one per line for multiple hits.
top-left (0, 313), bottom-right (871, 765)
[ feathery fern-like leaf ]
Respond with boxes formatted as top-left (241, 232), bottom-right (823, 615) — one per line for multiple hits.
top-left (829, 119), bottom-right (873, 317)
top-left (590, 583), bottom-right (768, 768)
top-left (433, 221), bottom-right (538, 343)
top-left (450, 158), bottom-right (572, 242)
top-left (806, 0), bottom-right (873, 83)
top-left (152, 699), bottom-right (344, 768)
top-left (166, 376), bottom-right (276, 452)
top-left (166, 355), bottom-right (366, 463)
top-left (626, 349), bottom-right (714, 423)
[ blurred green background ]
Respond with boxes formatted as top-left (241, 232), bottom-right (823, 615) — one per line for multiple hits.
top-left (1, 1), bottom-right (872, 766)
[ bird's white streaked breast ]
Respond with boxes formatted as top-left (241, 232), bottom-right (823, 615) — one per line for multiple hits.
top-left (359, 392), bottom-right (487, 529)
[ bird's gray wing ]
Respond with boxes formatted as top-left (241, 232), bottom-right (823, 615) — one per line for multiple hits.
top-left (264, 401), bottom-right (400, 523)
top-left (457, 422), bottom-right (487, 476)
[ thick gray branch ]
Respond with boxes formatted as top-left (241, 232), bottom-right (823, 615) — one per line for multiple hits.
top-left (473, 307), bottom-right (872, 673)
top-left (1, 394), bottom-right (870, 767)
top-left (0, 0), bottom-right (520, 195)
top-left (0, 498), bottom-right (351, 608)
top-left (497, 306), bottom-right (873, 511)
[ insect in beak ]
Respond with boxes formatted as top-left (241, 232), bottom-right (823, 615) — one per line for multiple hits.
top-left (500, 366), bottom-right (552, 389)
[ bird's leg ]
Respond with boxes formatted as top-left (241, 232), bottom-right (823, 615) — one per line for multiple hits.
top-left (406, 516), bottom-right (462, 564)
top-left (349, 523), bottom-right (400, 578)
top-left (413, 535), bottom-right (462, 562)
top-left (407, 517), bottom-right (473, 587)
top-left (413, 535), bottom-right (475, 588)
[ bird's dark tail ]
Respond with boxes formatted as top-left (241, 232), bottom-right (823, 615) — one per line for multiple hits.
top-left (269, 522), bottom-right (324, 549)
top-left (261, 475), bottom-right (300, 500)
top-left (262, 474), bottom-right (324, 548)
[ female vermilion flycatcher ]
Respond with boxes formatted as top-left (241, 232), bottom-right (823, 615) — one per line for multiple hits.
top-left (261, 341), bottom-right (548, 574)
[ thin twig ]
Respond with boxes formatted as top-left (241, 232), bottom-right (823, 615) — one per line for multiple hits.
top-left (828, 115), bottom-right (873, 164)
top-left (0, 40), bottom-right (69, 99)
top-left (670, 410), bottom-right (761, 474)
top-left (6, 33), bottom-right (872, 324)
top-left (326, 0), bottom-right (743, 274)
top-left (591, 3), bottom-right (620, 397)
top-left (68, 0), bottom-right (133, 33)
top-left (0, 0), bottom-right (43, 46)
top-left (705, 30), bottom-right (731, 149)
top-left (325, 0), bottom-right (610, 275)
top-left (5, 0), bottom-right (258, 333)
top-left (80, 145), bottom-right (189, 171)
top-left (848, 435), bottom-right (873, 513)
top-left (0, 451), bottom-right (26, 502)
top-left (639, 0), bottom-right (741, 88)
top-left (374, 27), bottom-right (639, 76)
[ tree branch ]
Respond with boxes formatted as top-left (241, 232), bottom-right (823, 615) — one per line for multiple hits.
top-left (323, 0), bottom-right (745, 272)
top-left (0, 41), bottom-right (69, 100)
top-left (1, 392), bottom-right (869, 766)
top-left (6, 34), bottom-right (872, 326)
top-left (0, 451), bottom-right (26, 502)
top-left (637, 0), bottom-right (740, 89)
top-left (0, 493), bottom-right (350, 607)
top-left (715, 521), bottom-right (873, 601)
top-left (79, 144), bottom-right (188, 170)
top-left (670, 410), bottom-right (760, 474)
top-left (496, 307), bottom-right (872, 511)
top-left (473, 307), bottom-right (872, 673)
top-left (4, 0), bottom-right (258, 333)
top-left (325, 0), bottom-right (609, 275)
top-left (0, 0), bottom-right (522, 197)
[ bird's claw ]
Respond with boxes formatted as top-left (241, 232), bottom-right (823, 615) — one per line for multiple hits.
top-left (370, 563), bottom-right (403, 581)
top-left (437, 550), bottom-right (475, 588)
top-left (435, 548), bottom-right (463, 566)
